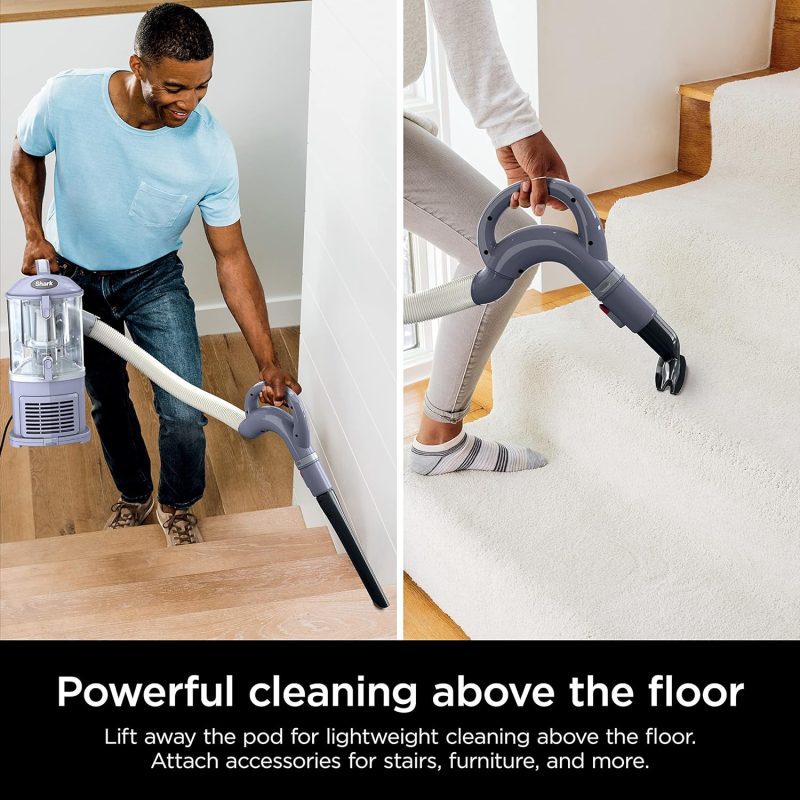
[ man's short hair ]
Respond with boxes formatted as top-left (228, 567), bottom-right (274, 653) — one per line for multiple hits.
top-left (134, 3), bottom-right (214, 63)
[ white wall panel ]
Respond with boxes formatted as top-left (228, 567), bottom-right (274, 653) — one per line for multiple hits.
top-left (295, 0), bottom-right (397, 589)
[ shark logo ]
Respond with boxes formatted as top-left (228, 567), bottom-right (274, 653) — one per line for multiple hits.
top-left (30, 278), bottom-right (57, 290)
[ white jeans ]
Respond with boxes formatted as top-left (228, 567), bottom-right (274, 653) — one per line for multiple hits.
top-left (404, 116), bottom-right (536, 422)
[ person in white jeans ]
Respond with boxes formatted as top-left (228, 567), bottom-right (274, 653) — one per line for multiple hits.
top-left (405, 0), bottom-right (570, 476)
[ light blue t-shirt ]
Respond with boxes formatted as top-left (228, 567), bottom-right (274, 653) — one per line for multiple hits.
top-left (17, 68), bottom-right (240, 270)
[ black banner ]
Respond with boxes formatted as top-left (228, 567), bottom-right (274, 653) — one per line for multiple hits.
top-left (2, 641), bottom-right (796, 786)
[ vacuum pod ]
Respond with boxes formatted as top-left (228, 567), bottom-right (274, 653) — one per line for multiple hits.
top-left (6, 260), bottom-right (389, 609)
top-left (404, 178), bottom-right (687, 395)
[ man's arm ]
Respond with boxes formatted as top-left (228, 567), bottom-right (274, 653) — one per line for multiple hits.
top-left (203, 220), bottom-right (300, 406)
top-left (10, 137), bottom-right (60, 275)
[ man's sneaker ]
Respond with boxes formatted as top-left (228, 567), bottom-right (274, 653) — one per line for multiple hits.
top-left (156, 505), bottom-right (204, 546)
top-left (105, 496), bottom-right (155, 529)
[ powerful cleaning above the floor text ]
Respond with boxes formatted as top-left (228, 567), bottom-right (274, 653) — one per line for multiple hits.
top-left (57, 674), bottom-right (745, 714)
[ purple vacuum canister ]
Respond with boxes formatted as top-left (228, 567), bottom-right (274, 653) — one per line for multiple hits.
top-left (5, 259), bottom-right (90, 447)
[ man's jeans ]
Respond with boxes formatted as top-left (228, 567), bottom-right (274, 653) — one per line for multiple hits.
top-left (58, 251), bottom-right (207, 509)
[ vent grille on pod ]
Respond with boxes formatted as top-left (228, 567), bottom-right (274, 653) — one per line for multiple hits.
top-left (21, 396), bottom-right (79, 436)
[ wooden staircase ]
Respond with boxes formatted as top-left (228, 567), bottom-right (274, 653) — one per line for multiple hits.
top-left (589, 0), bottom-right (800, 222)
top-left (0, 506), bottom-right (395, 640)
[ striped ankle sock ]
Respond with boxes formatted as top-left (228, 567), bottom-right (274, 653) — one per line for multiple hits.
top-left (410, 431), bottom-right (547, 476)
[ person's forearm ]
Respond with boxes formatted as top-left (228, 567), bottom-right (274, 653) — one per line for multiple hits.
top-left (427, 0), bottom-right (541, 148)
top-left (10, 138), bottom-right (48, 241)
top-left (216, 254), bottom-right (279, 371)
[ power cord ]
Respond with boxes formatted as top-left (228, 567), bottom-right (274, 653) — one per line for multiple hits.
top-left (0, 415), bottom-right (12, 457)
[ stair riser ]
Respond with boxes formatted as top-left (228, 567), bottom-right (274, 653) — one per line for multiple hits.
top-left (678, 96), bottom-right (712, 177)
top-left (0, 506), bottom-right (308, 568)
top-left (771, 20), bottom-right (800, 70)
top-left (1, 556), bottom-right (365, 636)
top-left (6, 590), bottom-right (396, 640)
top-left (1, 530), bottom-right (334, 600)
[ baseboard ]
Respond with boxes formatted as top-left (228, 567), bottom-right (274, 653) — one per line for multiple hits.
top-left (195, 295), bottom-right (302, 336)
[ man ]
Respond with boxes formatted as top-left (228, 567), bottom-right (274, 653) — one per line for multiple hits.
top-left (10, 3), bottom-right (300, 545)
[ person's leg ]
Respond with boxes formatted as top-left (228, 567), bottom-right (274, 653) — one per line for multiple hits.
top-left (404, 117), bottom-right (545, 474)
top-left (58, 260), bottom-right (154, 508)
top-left (110, 254), bottom-right (207, 516)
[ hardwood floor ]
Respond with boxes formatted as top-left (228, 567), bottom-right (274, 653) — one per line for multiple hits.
top-left (403, 284), bottom-right (590, 639)
top-left (0, 327), bottom-right (300, 543)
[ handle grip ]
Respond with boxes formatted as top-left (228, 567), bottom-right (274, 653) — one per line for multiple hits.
top-left (242, 384), bottom-right (310, 449)
top-left (477, 177), bottom-right (603, 258)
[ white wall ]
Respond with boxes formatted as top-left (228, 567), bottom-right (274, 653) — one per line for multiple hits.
top-left (294, 0), bottom-right (397, 589)
top-left (0, 2), bottom-right (311, 356)
top-left (537, 0), bottom-right (774, 193)
top-left (441, 0), bottom-right (774, 290)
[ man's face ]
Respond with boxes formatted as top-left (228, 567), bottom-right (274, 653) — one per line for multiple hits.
top-left (131, 55), bottom-right (214, 128)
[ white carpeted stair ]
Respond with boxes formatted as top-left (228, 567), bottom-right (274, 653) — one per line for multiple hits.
top-left (405, 69), bottom-right (800, 640)
top-left (1, 506), bottom-right (395, 640)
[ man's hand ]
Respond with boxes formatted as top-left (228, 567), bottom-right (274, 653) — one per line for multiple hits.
top-left (496, 130), bottom-right (570, 214)
top-left (258, 364), bottom-right (301, 407)
top-left (22, 236), bottom-right (60, 275)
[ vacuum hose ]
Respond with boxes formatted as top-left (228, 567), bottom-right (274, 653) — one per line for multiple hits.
top-left (82, 312), bottom-right (245, 430)
top-left (403, 274), bottom-right (476, 324)
top-left (81, 311), bottom-right (391, 608)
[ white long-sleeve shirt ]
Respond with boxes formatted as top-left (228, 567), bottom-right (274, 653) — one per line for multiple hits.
top-left (404, 0), bottom-right (542, 148)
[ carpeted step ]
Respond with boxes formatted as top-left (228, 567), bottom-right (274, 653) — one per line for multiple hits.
top-left (405, 301), bottom-right (799, 640)
top-left (0, 506), bottom-right (307, 568)
top-left (489, 299), bottom-right (799, 498)
top-left (404, 69), bottom-right (800, 641)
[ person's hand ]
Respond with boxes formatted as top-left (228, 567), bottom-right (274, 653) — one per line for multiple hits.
top-left (21, 236), bottom-right (60, 275)
top-left (258, 364), bottom-right (301, 407)
top-left (496, 130), bottom-right (570, 214)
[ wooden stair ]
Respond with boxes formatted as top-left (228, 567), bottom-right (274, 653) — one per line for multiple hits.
top-left (589, 0), bottom-right (800, 222)
top-left (0, 506), bottom-right (395, 640)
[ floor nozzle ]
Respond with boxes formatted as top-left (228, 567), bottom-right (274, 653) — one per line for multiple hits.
top-left (655, 354), bottom-right (687, 395)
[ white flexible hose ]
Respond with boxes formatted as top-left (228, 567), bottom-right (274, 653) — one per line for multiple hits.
top-left (85, 316), bottom-right (245, 431)
top-left (403, 275), bottom-right (477, 324)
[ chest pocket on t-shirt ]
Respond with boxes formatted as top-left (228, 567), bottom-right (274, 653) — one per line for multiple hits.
top-left (128, 181), bottom-right (188, 228)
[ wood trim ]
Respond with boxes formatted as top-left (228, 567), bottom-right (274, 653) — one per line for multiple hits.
top-left (403, 574), bottom-right (468, 640)
top-left (775, 0), bottom-right (800, 23)
top-left (770, 18), bottom-right (800, 70)
top-left (0, 1), bottom-right (301, 25)
top-left (679, 69), bottom-right (779, 103)
top-left (678, 95), bottom-right (712, 178)
top-left (588, 172), bottom-right (697, 222)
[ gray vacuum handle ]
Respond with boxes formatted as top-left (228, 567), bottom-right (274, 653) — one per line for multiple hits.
top-left (477, 177), bottom-right (605, 256)
top-left (238, 384), bottom-right (331, 496)
top-left (241, 384), bottom-right (311, 449)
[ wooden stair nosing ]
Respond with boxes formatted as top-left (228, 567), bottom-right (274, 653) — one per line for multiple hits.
top-left (0, 527), bottom-right (336, 600)
top-left (5, 588), bottom-right (397, 641)
top-left (0, 553), bottom-right (369, 634)
top-left (679, 69), bottom-right (779, 102)
top-left (0, 506), bottom-right (307, 568)
top-left (588, 171), bottom-right (698, 221)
